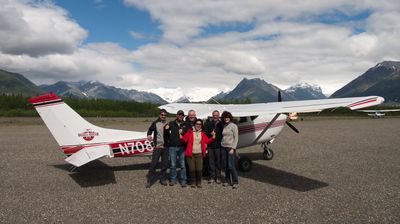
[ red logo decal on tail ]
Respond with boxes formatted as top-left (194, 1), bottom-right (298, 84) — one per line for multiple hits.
top-left (78, 129), bottom-right (99, 141)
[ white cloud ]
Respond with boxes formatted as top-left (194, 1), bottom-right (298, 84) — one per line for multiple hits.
top-left (1, 0), bottom-right (400, 101)
top-left (148, 87), bottom-right (184, 102)
top-left (0, 43), bottom-right (141, 86)
top-left (0, 0), bottom-right (87, 57)
top-left (129, 31), bottom-right (145, 40)
top-left (347, 33), bottom-right (378, 57)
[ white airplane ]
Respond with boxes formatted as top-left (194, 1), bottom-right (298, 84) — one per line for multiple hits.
top-left (29, 93), bottom-right (384, 172)
top-left (356, 109), bottom-right (400, 118)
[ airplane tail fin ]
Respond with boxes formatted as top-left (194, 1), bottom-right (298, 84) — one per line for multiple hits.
top-left (28, 93), bottom-right (145, 148)
top-left (28, 93), bottom-right (102, 147)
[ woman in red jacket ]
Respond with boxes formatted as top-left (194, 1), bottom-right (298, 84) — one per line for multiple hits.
top-left (180, 119), bottom-right (215, 188)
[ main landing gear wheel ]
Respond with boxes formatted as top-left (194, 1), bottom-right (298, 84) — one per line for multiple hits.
top-left (262, 145), bottom-right (274, 160)
top-left (238, 157), bottom-right (252, 172)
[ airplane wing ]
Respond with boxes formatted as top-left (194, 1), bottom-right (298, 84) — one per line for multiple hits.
top-left (159, 96), bottom-right (384, 118)
top-left (357, 109), bottom-right (400, 112)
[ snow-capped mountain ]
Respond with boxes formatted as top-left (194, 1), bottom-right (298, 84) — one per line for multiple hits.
top-left (173, 95), bottom-right (192, 103)
top-left (40, 80), bottom-right (167, 104)
top-left (284, 83), bottom-right (326, 100)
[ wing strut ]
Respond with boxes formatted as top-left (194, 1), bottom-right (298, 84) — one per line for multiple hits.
top-left (251, 113), bottom-right (281, 145)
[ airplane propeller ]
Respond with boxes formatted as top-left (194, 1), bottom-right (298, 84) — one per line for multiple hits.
top-left (278, 90), bottom-right (300, 134)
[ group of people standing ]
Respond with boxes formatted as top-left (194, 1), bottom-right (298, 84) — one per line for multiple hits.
top-left (146, 109), bottom-right (239, 189)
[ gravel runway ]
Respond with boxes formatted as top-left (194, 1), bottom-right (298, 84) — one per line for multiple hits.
top-left (0, 117), bottom-right (399, 224)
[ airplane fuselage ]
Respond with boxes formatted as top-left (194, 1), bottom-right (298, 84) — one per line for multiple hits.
top-left (60, 114), bottom-right (287, 157)
top-left (237, 114), bottom-right (286, 148)
top-left (368, 112), bottom-right (385, 118)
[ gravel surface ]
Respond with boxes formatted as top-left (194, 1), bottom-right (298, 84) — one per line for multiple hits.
top-left (0, 117), bottom-right (399, 224)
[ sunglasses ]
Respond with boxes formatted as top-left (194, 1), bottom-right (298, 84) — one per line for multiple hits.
top-left (195, 123), bottom-right (202, 125)
top-left (160, 114), bottom-right (167, 116)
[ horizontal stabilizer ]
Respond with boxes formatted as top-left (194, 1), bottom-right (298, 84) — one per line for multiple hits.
top-left (65, 145), bottom-right (112, 167)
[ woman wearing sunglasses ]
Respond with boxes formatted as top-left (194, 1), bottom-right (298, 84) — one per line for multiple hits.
top-left (180, 118), bottom-right (215, 188)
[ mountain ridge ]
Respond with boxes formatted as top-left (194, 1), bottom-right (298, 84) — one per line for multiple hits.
top-left (210, 78), bottom-right (326, 103)
top-left (41, 80), bottom-right (167, 104)
top-left (0, 69), bottom-right (44, 96)
top-left (331, 60), bottom-right (400, 103)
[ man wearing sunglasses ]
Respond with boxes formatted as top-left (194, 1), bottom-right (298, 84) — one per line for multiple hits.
top-left (146, 109), bottom-right (169, 188)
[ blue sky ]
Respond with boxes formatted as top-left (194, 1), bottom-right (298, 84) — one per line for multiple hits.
top-left (55, 0), bottom-right (161, 50)
top-left (0, 0), bottom-right (399, 101)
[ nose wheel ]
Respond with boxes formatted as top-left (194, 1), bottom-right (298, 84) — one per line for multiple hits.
top-left (262, 143), bottom-right (274, 160)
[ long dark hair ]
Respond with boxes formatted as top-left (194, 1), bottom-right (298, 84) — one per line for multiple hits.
top-left (221, 111), bottom-right (233, 124)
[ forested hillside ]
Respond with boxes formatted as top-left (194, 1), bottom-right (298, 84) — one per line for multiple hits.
top-left (0, 94), bottom-right (161, 117)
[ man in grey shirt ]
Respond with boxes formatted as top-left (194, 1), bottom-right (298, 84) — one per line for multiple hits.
top-left (146, 109), bottom-right (169, 188)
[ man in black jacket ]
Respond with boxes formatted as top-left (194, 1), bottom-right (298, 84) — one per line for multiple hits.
top-left (146, 109), bottom-right (169, 188)
top-left (165, 110), bottom-right (187, 187)
top-left (204, 110), bottom-right (223, 184)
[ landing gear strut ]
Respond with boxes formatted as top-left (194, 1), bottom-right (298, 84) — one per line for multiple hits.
top-left (262, 143), bottom-right (274, 160)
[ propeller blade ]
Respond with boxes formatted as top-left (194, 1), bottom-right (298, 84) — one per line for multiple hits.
top-left (278, 91), bottom-right (282, 102)
top-left (285, 121), bottom-right (299, 133)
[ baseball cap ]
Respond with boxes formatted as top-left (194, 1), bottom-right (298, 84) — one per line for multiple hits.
top-left (177, 110), bottom-right (185, 116)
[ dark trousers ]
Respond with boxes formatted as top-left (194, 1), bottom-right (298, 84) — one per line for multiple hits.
top-left (186, 153), bottom-right (203, 186)
top-left (222, 147), bottom-right (238, 185)
top-left (147, 147), bottom-right (169, 183)
top-left (207, 147), bottom-right (221, 180)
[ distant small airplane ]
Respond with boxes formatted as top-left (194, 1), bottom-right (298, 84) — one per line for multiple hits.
top-left (356, 109), bottom-right (400, 118)
top-left (29, 93), bottom-right (384, 172)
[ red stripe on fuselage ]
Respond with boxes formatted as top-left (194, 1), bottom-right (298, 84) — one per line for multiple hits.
top-left (238, 119), bottom-right (286, 134)
top-left (62, 138), bottom-right (150, 156)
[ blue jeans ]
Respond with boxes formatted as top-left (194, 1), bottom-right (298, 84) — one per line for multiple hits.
top-left (169, 146), bottom-right (187, 183)
top-left (222, 147), bottom-right (238, 185)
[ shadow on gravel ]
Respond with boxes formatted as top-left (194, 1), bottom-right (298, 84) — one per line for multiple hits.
top-left (239, 163), bottom-right (329, 192)
top-left (52, 160), bottom-right (149, 187)
top-left (238, 153), bottom-right (329, 192)
top-left (53, 160), bottom-right (117, 187)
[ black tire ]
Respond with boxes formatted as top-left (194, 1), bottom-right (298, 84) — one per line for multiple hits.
top-left (263, 149), bottom-right (274, 160)
top-left (238, 157), bottom-right (252, 172)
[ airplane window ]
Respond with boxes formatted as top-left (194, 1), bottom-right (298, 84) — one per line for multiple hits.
top-left (239, 117), bottom-right (248, 123)
top-left (250, 116), bottom-right (258, 120)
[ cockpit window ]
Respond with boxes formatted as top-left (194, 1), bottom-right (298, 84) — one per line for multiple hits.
top-left (239, 117), bottom-right (248, 123)
top-left (250, 116), bottom-right (258, 121)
